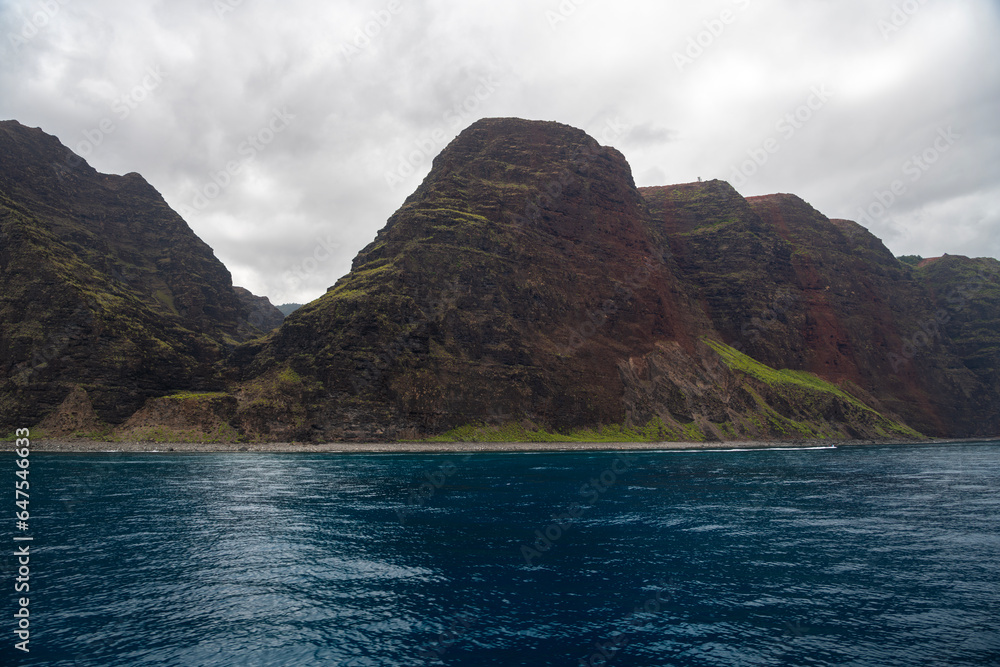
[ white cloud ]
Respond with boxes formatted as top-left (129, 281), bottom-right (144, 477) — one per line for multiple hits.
top-left (2, 0), bottom-right (998, 303)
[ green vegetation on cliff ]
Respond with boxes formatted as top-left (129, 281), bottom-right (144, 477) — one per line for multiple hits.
top-left (3, 118), bottom-right (995, 442)
top-left (426, 339), bottom-right (921, 443)
top-left (0, 120), bottom-right (281, 431)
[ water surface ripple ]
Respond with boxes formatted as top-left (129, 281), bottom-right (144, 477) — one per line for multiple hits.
top-left (10, 443), bottom-right (1000, 665)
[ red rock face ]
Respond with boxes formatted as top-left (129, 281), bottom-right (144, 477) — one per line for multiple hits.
top-left (240, 120), bottom-right (997, 440)
top-left (747, 194), bottom-right (869, 385)
top-left (239, 118), bottom-right (717, 438)
top-left (640, 182), bottom-right (801, 369)
top-left (4, 117), bottom-right (997, 440)
top-left (644, 182), bottom-right (999, 437)
top-left (745, 194), bottom-right (952, 434)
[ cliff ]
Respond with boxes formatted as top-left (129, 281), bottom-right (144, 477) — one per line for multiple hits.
top-left (642, 182), bottom-right (1000, 436)
top-left (226, 119), bottom-right (928, 442)
top-left (0, 120), bottom-right (279, 431)
top-left (3, 117), bottom-right (996, 442)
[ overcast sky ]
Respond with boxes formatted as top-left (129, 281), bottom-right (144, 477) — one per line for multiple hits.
top-left (2, 0), bottom-right (998, 304)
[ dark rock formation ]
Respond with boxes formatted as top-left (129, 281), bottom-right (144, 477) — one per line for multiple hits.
top-left (918, 255), bottom-right (1000, 435)
top-left (230, 119), bottom-right (930, 441)
top-left (276, 303), bottom-right (303, 317)
top-left (232, 286), bottom-right (285, 334)
top-left (0, 120), bottom-right (274, 430)
top-left (3, 117), bottom-right (997, 441)
top-left (642, 182), bottom-right (999, 437)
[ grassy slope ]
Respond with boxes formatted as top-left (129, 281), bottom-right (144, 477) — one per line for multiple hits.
top-left (425, 340), bottom-right (922, 443)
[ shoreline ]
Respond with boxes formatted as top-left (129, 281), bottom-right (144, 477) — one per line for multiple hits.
top-left (5, 436), bottom-right (998, 454)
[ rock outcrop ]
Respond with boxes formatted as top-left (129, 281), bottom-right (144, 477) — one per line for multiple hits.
top-left (641, 181), bottom-right (999, 437)
top-left (0, 120), bottom-right (275, 430)
top-left (232, 286), bottom-right (285, 334)
top-left (229, 119), bottom-right (935, 441)
top-left (3, 117), bottom-right (997, 441)
top-left (756, 198), bottom-right (1000, 438)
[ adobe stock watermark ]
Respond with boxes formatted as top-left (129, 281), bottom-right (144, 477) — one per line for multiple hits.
top-left (414, 613), bottom-right (474, 664)
top-left (51, 66), bottom-right (166, 181)
top-left (730, 289), bottom-right (800, 354)
top-left (889, 267), bottom-right (991, 373)
top-left (520, 453), bottom-right (636, 566)
top-left (395, 455), bottom-right (473, 524)
top-left (58, 451), bottom-right (129, 516)
top-left (12, 428), bottom-right (33, 654)
top-left (177, 107), bottom-right (295, 215)
top-left (878, 0), bottom-right (930, 40)
top-left (384, 74), bottom-right (501, 190)
top-left (729, 85), bottom-right (834, 187)
top-left (5, 0), bottom-right (70, 54)
top-left (337, 0), bottom-right (404, 61)
top-left (780, 618), bottom-right (813, 641)
top-left (274, 233), bottom-right (341, 305)
top-left (213, 0), bottom-right (244, 19)
top-left (578, 580), bottom-right (674, 667)
top-left (350, 279), bottom-right (464, 393)
top-left (10, 307), bottom-right (87, 386)
top-left (510, 116), bottom-right (632, 232)
top-left (854, 126), bottom-right (959, 230)
top-left (673, 0), bottom-right (752, 72)
top-left (700, 293), bottom-right (804, 418)
top-left (545, 0), bottom-right (589, 31)
top-left (561, 252), bottom-right (670, 356)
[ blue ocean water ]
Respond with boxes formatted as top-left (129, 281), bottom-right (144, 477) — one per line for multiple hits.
top-left (5, 442), bottom-right (1000, 666)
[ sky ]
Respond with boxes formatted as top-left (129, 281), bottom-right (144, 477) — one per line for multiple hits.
top-left (1, 0), bottom-right (998, 305)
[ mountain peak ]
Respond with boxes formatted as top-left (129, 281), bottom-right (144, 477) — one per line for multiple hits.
top-left (415, 116), bottom-right (621, 191)
top-left (2, 117), bottom-right (998, 442)
top-left (0, 120), bottom-right (283, 429)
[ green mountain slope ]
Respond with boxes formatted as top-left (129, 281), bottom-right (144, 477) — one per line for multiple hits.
top-left (0, 120), bottom-right (281, 429)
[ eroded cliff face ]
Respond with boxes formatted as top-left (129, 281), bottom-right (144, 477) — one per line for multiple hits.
top-left (4, 117), bottom-right (995, 442)
top-left (641, 180), bottom-right (999, 437)
top-left (226, 120), bottom-right (921, 442)
top-left (0, 120), bottom-right (279, 431)
top-left (233, 118), bottom-right (713, 440)
top-left (916, 255), bottom-right (1000, 436)
top-left (640, 181), bottom-right (800, 369)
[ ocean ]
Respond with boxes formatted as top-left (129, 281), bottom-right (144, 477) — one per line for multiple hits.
top-left (7, 442), bottom-right (1000, 665)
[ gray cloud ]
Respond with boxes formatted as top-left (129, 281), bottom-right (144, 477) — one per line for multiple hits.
top-left (2, 0), bottom-right (998, 303)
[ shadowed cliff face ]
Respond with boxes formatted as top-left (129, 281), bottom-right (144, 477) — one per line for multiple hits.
top-left (642, 181), bottom-right (1000, 437)
top-left (746, 196), bottom-right (999, 438)
top-left (230, 120), bottom-right (920, 442)
top-left (0, 120), bottom-right (280, 429)
top-left (640, 181), bottom-right (799, 367)
top-left (236, 118), bottom-right (715, 439)
top-left (917, 255), bottom-right (1000, 436)
top-left (3, 117), bottom-right (995, 442)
